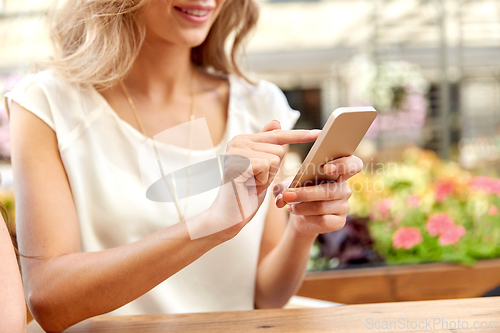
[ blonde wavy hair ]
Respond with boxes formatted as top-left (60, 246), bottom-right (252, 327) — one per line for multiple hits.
top-left (46, 0), bottom-right (259, 89)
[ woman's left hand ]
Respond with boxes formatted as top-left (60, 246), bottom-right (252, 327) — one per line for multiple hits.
top-left (274, 155), bottom-right (363, 236)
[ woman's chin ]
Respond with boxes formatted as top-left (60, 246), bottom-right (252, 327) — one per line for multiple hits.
top-left (183, 33), bottom-right (211, 48)
top-left (155, 33), bottom-right (210, 49)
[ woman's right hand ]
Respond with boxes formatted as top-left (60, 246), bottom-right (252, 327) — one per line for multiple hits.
top-left (190, 120), bottom-right (320, 241)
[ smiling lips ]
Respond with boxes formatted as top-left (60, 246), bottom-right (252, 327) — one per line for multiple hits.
top-left (174, 5), bottom-right (213, 23)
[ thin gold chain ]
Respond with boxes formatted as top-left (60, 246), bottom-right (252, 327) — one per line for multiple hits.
top-left (120, 69), bottom-right (196, 221)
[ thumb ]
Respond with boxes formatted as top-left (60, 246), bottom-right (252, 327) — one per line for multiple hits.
top-left (260, 119), bottom-right (282, 133)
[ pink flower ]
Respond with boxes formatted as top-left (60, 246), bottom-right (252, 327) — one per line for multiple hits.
top-left (438, 225), bottom-right (466, 246)
top-left (488, 205), bottom-right (499, 216)
top-left (435, 181), bottom-right (455, 202)
top-left (392, 227), bottom-right (423, 250)
top-left (407, 195), bottom-right (420, 208)
top-left (378, 199), bottom-right (393, 219)
top-left (426, 213), bottom-right (455, 237)
top-left (471, 177), bottom-right (500, 196)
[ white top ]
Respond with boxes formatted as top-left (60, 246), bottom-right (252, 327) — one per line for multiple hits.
top-left (5, 71), bottom-right (300, 315)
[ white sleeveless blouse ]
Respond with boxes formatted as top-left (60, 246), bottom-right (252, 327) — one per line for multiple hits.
top-left (5, 71), bottom-right (300, 315)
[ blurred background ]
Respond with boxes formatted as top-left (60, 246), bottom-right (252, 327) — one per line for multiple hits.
top-left (1, 0), bottom-right (500, 305)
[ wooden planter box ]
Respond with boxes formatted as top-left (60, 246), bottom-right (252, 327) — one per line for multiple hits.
top-left (297, 259), bottom-right (500, 304)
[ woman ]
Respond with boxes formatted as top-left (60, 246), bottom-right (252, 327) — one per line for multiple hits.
top-left (6, 0), bottom-right (362, 332)
top-left (0, 207), bottom-right (26, 332)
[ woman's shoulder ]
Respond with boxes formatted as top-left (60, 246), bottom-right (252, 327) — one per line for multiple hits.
top-left (229, 74), bottom-right (300, 131)
top-left (7, 70), bottom-right (87, 112)
top-left (5, 70), bottom-right (93, 137)
top-left (11, 70), bottom-right (81, 95)
top-left (5, 71), bottom-right (60, 131)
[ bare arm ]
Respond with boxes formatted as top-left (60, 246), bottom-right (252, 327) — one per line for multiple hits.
top-left (255, 153), bottom-right (363, 309)
top-left (0, 219), bottom-right (26, 333)
top-left (255, 194), bottom-right (316, 309)
top-left (255, 150), bottom-right (316, 309)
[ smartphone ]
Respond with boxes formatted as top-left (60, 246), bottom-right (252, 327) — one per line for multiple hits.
top-left (288, 106), bottom-right (377, 188)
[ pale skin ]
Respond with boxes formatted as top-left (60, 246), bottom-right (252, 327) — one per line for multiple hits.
top-left (0, 219), bottom-right (26, 333)
top-left (9, 0), bottom-right (362, 332)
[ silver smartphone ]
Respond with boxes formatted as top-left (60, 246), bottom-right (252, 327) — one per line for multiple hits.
top-left (288, 106), bottom-right (377, 188)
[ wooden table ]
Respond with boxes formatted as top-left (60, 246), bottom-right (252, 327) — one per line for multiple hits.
top-left (27, 297), bottom-right (500, 332)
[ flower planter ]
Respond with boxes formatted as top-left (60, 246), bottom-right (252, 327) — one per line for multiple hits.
top-left (297, 259), bottom-right (500, 304)
top-left (302, 148), bottom-right (500, 304)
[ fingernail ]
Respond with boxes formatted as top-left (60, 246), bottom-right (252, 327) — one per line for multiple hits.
top-left (275, 193), bottom-right (282, 203)
top-left (286, 204), bottom-right (293, 213)
top-left (310, 129), bottom-right (322, 134)
top-left (283, 191), bottom-right (297, 202)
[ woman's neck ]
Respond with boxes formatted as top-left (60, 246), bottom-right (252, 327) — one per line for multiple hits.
top-left (124, 41), bottom-right (194, 102)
